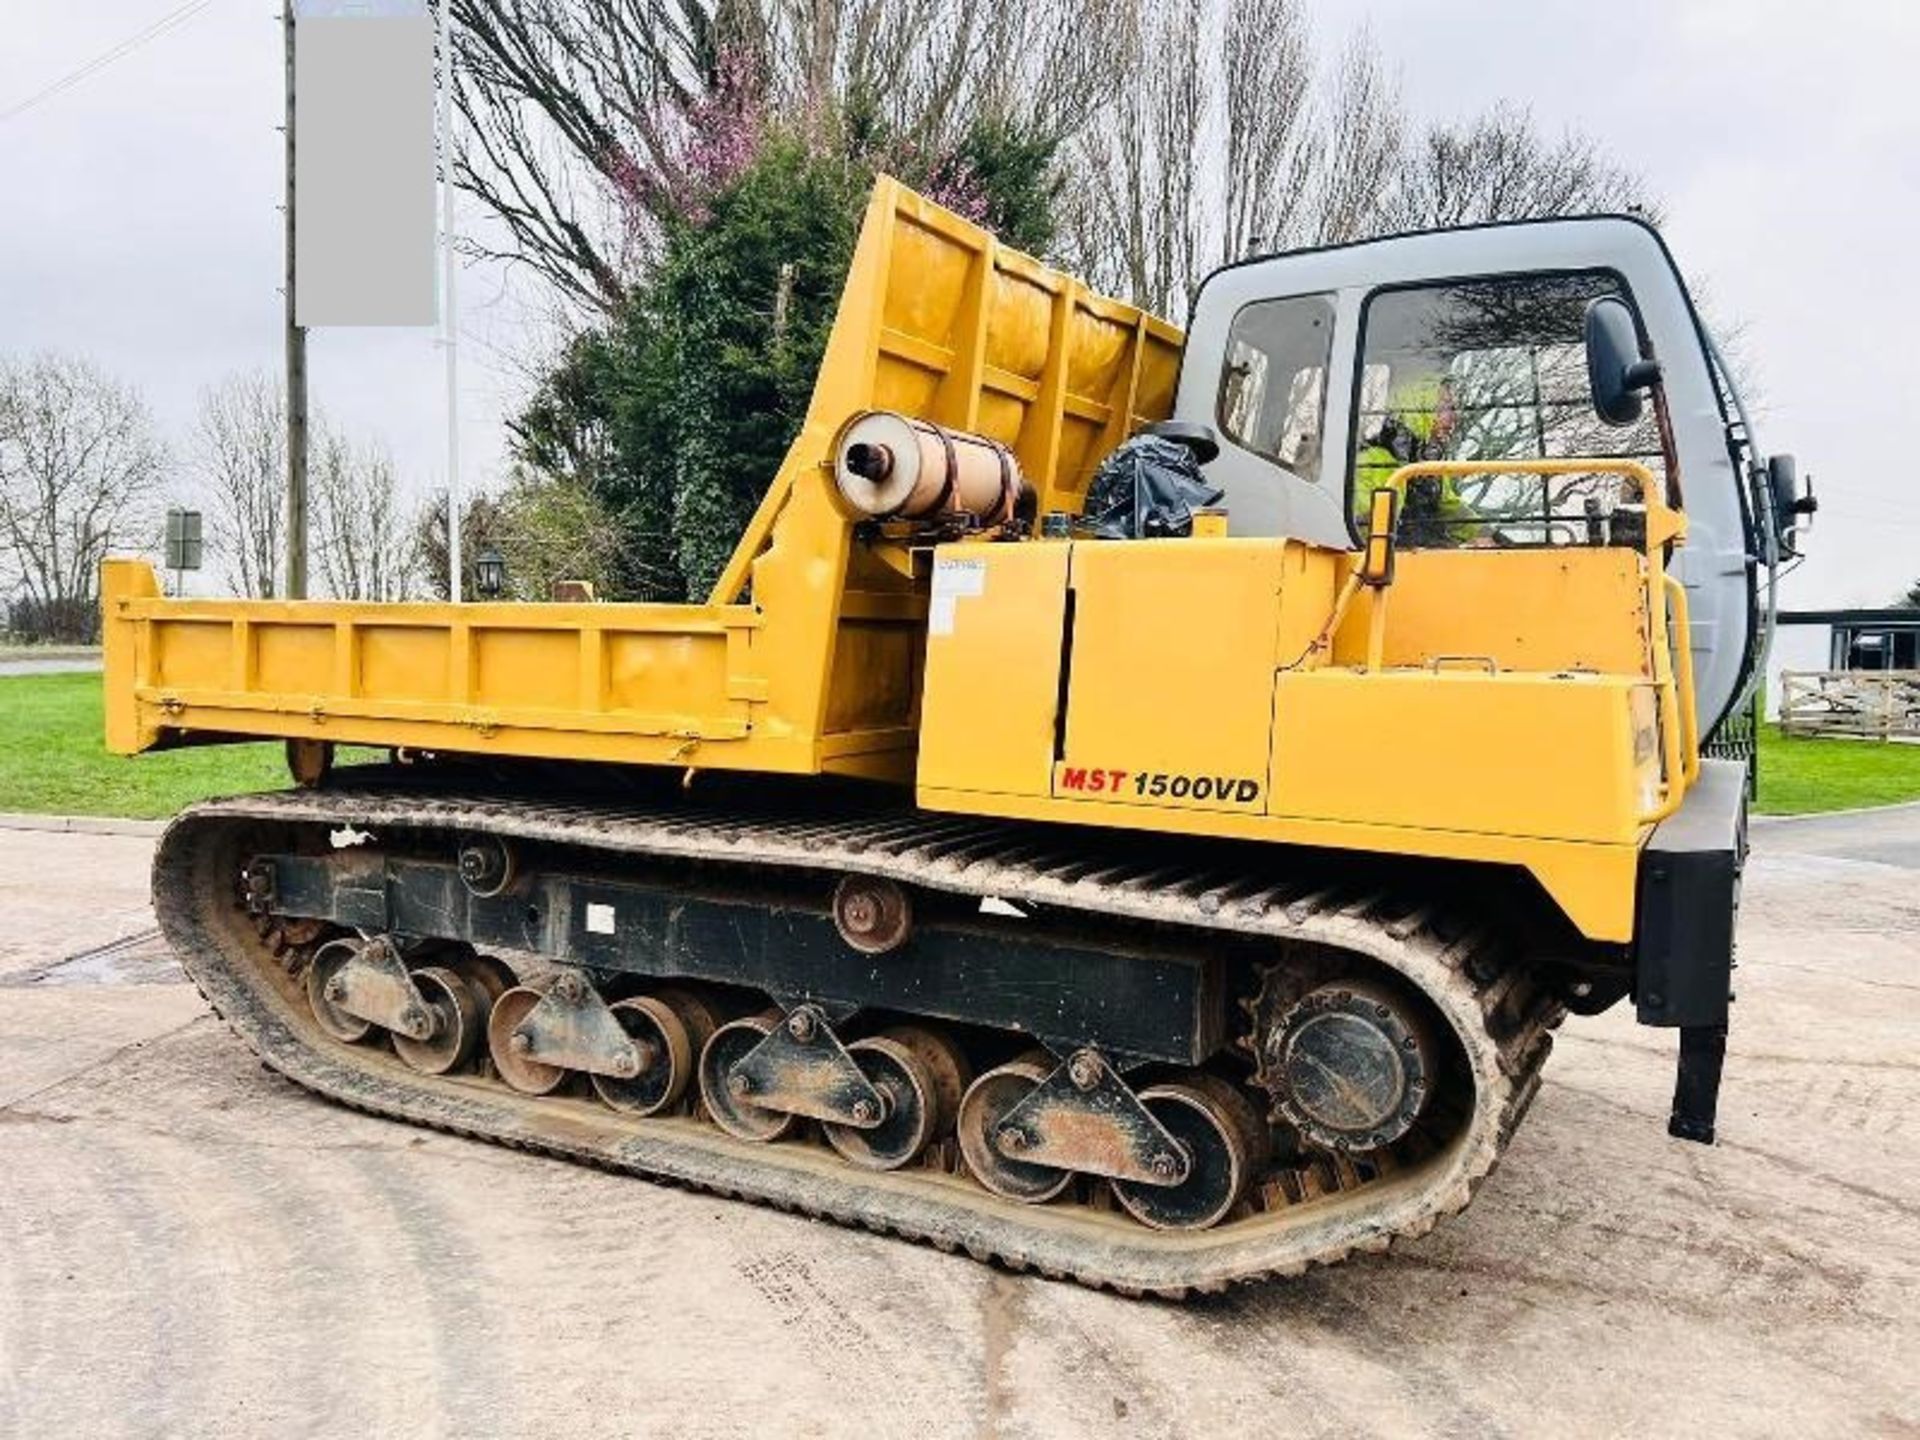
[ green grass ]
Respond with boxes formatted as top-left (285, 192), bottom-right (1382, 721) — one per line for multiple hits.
top-left (0, 671), bottom-right (322, 819)
top-left (1755, 724), bottom-right (1920, 816)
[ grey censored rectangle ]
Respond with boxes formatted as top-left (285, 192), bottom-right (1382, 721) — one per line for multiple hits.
top-left (295, 2), bottom-right (429, 24)
top-left (294, 11), bottom-right (436, 326)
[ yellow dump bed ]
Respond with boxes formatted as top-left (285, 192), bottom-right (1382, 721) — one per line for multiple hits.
top-left (103, 179), bottom-right (1182, 777)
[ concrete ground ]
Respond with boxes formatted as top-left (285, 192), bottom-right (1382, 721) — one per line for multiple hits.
top-left (0, 655), bottom-right (102, 677)
top-left (0, 818), bottom-right (1915, 1440)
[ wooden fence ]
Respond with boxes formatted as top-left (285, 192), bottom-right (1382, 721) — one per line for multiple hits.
top-left (1779, 670), bottom-right (1920, 740)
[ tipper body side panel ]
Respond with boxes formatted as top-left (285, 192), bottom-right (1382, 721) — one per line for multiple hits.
top-left (101, 177), bottom-right (1183, 782)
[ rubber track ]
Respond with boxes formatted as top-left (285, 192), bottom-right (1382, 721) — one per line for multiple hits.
top-left (152, 784), bottom-right (1562, 1297)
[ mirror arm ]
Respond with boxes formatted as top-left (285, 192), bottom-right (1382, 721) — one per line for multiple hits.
top-left (1651, 382), bottom-right (1685, 510)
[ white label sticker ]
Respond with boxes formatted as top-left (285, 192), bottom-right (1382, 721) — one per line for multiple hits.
top-left (932, 557), bottom-right (987, 599)
top-left (585, 902), bottom-right (617, 935)
top-left (930, 557), bottom-right (986, 637)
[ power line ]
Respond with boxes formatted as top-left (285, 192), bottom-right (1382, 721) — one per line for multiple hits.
top-left (0, 0), bottom-right (217, 127)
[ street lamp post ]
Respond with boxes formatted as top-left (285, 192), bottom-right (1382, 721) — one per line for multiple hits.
top-left (439, 0), bottom-right (461, 602)
top-left (474, 547), bottom-right (506, 599)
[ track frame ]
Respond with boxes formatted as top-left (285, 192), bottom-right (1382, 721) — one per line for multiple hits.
top-left (154, 781), bottom-right (1562, 1296)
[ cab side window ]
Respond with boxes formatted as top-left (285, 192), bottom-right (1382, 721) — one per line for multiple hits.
top-left (1217, 294), bottom-right (1336, 485)
top-left (1351, 273), bottom-right (1664, 545)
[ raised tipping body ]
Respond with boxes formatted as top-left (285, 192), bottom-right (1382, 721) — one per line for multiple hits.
top-left (104, 179), bottom-right (1787, 1292)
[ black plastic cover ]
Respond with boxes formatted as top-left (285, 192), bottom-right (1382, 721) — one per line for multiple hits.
top-left (1634, 758), bottom-right (1747, 1027)
top-left (1080, 435), bottom-right (1225, 540)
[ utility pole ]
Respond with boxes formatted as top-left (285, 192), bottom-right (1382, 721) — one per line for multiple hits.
top-left (439, 0), bottom-right (461, 602)
top-left (283, 2), bottom-right (309, 599)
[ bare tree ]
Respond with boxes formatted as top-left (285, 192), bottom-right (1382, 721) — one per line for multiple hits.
top-left (1221, 0), bottom-right (1315, 261)
top-left (1296, 33), bottom-right (1406, 247)
top-left (1057, 0), bottom-right (1201, 318)
top-left (451, 0), bottom-right (1116, 314)
top-left (193, 371), bottom-right (285, 598)
top-left (0, 353), bottom-right (165, 632)
top-left (1065, 5), bottom-right (1655, 319)
top-left (1379, 102), bottom-right (1658, 234)
top-left (312, 427), bottom-right (417, 602)
top-left (447, 1), bottom-right (1658, 345)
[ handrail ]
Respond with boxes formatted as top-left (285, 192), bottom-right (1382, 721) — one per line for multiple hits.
top-left (1640, 567), bottom-right (1689, 825)
top-left (1372, 459), bottom-right (1697, 826)
top-left (1373, 457), bottom-right (1687, 551)
top-left (1664, 574), bottom-right (1701, 785)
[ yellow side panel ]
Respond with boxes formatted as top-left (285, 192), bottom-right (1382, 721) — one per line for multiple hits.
top-left (1059, 540), bottom-right (1283, 812)
top-left (254, 624), bottom-right (335, 693)
top-left (918, 542), bottom-right (1069, 797)
top-left (600, 632), bottom-right (728, 718)
top-left (918, 780), bottom-right (1642, 941)
top-left (471, 629), bottom-right (577, 711)
top-left (1332, 549), bottom-right (1651, 675)
top-left (152, 619), bottom-right (232, 691)
top-left (1271, 669), bottom-right (1645, 843)
top-left (359, 625), bottom-right (450, 703)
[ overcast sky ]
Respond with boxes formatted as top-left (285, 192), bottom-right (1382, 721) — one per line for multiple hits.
top-left (2, 0), bottom-right (1915, 609)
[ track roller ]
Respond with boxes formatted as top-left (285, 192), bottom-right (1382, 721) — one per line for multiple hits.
top-left (305, 937), bottom-right (373, 1044)
top-left (956, 1056), bottom-right (1072, 1204)
top-left (698, 1014), bottom-right (799, 1142)
top-left (486, 986), bottom-right (568, 1095)
top-left (884, 1026), bottom-right (970, 1134)
top-left (455, 835), bottom-right (517, 898)
top-left (391, 965), bottom-right (485, 1075)
top-left (831, 875), bottom-right (913, 954)
top-left (820, 1036), bottom-right (930, 1169)
top-left (1109, 1075), bottom-right (1267, 1231)
top-left (592, 994), bottom-right (700, 1116)
top-left (443, 950), bottom-right (516, 1013)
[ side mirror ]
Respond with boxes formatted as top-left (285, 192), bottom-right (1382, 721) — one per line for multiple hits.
top-left (1767, 453), bottom-right (1816, 557)
top-left (1767, 453), bottom-right (1797, 520)
top-left (1585, 297), bottom-right (1663, 427)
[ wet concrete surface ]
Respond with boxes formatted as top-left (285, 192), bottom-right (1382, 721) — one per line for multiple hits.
top-left (1, 822), bottom-right (1916, 1438)
top-left (1755, 801), bottom-right (1920, 871)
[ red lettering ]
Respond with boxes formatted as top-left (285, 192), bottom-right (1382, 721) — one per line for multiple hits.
top-left (1061, 767), bottom-right (1088, 790)
top-left (1107, 769), bottom-right (1129, 792)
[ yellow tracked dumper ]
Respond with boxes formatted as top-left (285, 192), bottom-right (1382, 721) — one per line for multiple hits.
top-left (103, 178), bottom-right (1809, 1294)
